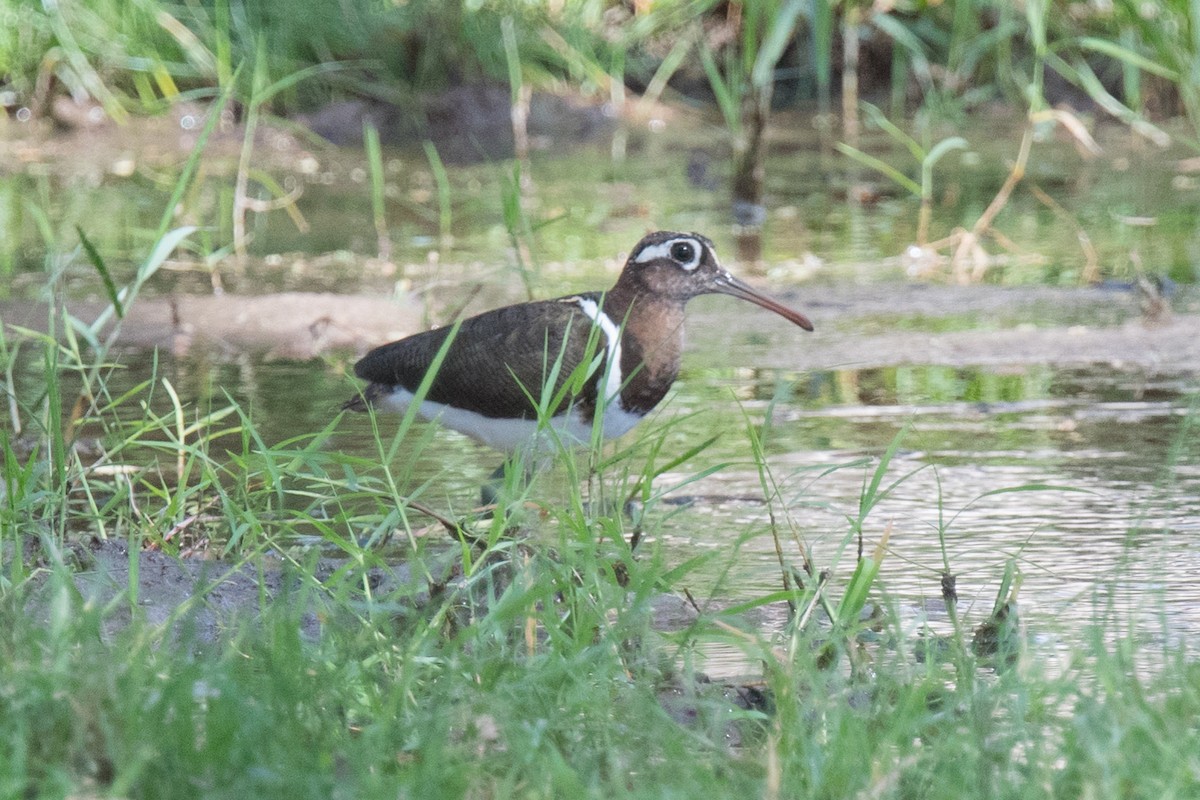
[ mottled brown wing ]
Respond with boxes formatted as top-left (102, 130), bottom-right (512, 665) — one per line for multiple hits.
top-left (352, 294), bottom-right (606, 419)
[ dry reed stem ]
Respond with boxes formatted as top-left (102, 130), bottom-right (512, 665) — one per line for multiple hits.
top-left (841, 5), bottom-right (861, 144)
top-left (1030, 184), bottom-right (1101, 283)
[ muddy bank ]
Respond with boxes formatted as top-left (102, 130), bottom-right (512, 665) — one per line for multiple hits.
top-left (24, 538), bottom-right (417, 643)
top-left (0, 291), bottom-right (424, 361)
top-left (4, 282), bottom-right (1198, 373)
top-left (24, 538), bottom-right (701, 647)
top-left (1, 85), bottom-right (617, 183)
top-left (296, 86), bottom-right (615, 162)
top-left (690, 282), bottom-right (1200, 374)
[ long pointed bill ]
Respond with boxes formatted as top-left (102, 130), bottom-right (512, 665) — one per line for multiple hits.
top-left (712, 272), bottom-right (814, 332)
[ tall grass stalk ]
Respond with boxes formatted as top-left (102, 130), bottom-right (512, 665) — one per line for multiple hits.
top-left (499, 161), bottom-right (538, 301)
top-left (812, 0), bottom-right (834, 118)
top-left (501, 15), bottom-right (532, 167)
top-left (4, 293), bottom-right (1199, 797)
top-left (421, 140), bottom-right (453, 252)
top-left (837, 102), bottom-right (967, 244)
top-left (230, 42), bottom-right (316, 264)
top-left (363, 121), bottom-right (391, 263)
top-left (699, 0), bottom-right (807, 260)
top-left (841, 3), bottom-right (863, 141)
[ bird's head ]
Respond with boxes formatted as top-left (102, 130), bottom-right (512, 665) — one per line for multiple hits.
top-left (618, 231), bottom-right (814, 331)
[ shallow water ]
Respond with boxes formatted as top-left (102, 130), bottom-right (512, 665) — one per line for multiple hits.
top-left (5, 110), bottom-right (1200, 294)
top-left (61, 343), bottom-right (1198, 676)
top-left (3, 110), bottom-right (1200, 676)
top-left (649, 363), bottom-right (1200, 674)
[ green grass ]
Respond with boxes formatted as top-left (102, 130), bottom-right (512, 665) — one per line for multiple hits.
top-left (3, 10), bottom-right (1200, 792)
top-left (6, 0), bottom-right (1200, 137)
top-left (3, 477), bottom-right (1199, 799)
top-left (2, 216), bottom-right (1199, 797)
top-left (10, 0), bottom-right (1200, 289)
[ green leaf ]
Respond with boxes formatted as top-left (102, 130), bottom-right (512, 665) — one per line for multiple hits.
top-left (85, 225), bottom-right (197, 340)
top-left (1044, 53), bottom-right (1170, 146)
top-left (835, 553), bottom-right (880, 628)
top-left (992, 558), bottom-right (1019, 617)
top-left (649, 435), bottom-right (720, 481)
top-left (1075, 36), bottom-right (1179, 80)
top-left (639, 30), bottom-right (695, 105)
top-left (718, 589), bottom-right (813, 617)
top-left (862, 101), bottom-right (922, 161)
top-left (835, 142), bottom-right (922, 197)
top-left (871, 12), bottom-right (931, 63)
top-left (1024, 0), bottom-right (1048, 54)
top-left (751, 0), bottom-right (806, 91)
top-left (255, 60), bottom-right (363, 107)
top-left (972, 483), bottom-right (1093, 499)
top-left (76, 226), bottom-right (122, 319)
top-left (925, 136), bottom-right (969, 169)
top-left (699, 41), bottom-right (740, 134)
top-left (647, 462), bottom-right (732, 505)
top-left (857, 425), bottom-right (917, 527)
top-left (502, 16), bottom-right (523, 103)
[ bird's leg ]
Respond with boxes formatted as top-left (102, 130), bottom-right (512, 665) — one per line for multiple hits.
top-left (480, 462), bottom-right (508, 507)
top-left (480, 457), bottom-right (534, 508)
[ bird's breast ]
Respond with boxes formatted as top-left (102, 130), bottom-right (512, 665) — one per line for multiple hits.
top-left (616, 303), bottom-right (686, 414)
top-left (570, 294), bottom-right (680, 435)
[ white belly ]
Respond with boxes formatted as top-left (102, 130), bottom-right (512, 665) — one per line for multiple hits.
top-left (375, 388), bottom-right (645, 453)
top-left (372, 294), bottom-right (645, 453)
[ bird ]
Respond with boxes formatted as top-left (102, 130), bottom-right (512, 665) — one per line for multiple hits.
top-left (343, 231), bottom-right (813, 499)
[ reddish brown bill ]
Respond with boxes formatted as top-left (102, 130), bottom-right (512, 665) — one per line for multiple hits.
top-left (713, 273), bottom-right (814, 332)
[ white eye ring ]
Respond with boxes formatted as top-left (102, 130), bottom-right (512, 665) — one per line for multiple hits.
top-left (633, 237), bottom-right (703, 270)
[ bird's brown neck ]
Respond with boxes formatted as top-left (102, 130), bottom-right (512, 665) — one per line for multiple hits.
top-left (602, 283), bottom-right (687, 414)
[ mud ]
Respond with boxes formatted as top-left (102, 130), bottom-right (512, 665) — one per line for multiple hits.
top-left (694, 281), bottom-right (1200, 373)
top-left (0, 84), bottom-right (613, 180)
top-left (10, 278), bottom-right (1196, 684)
top-left (24, 537), bottom-right (435, 645)
top-left (21, 535), bottom-right (705, 651)
top-left (4, 281), bottom-right (1198, 371)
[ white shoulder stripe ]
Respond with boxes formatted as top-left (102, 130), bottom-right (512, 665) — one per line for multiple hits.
top-left (574, 296), bottom-right (624, 408)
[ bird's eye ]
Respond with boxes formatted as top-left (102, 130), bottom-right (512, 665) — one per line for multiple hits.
top-left (670, 242), bottom-right (695, 263)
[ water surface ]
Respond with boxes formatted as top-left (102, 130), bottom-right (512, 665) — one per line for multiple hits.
top-left (3, 111), bottom-right (1199, 676)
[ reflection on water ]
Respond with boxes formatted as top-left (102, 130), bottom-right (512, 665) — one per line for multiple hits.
top-left (650, 363), bottom-right (1200, 675)
top-left (71, 348), bottom-right (1197, 675)
top-left (4, 113), bottom-right (1200, 299)
top-left (5, 111), bottom-right (1200, 678)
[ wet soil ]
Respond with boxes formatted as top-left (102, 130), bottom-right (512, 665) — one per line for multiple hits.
top-left (25, 537), bottom-right (429, 645)
top-left (24, 535), bottom-right (704, 653)
top-left (13, 279), bottom-right (1197, 650)
top-left (5, 281), bottom-right (1198, 371)
top-left (5, 96), bottom-right (1198, 681)
top-left (1, 84), bottom-right (613, 179)
top-left (699, 281), bottom-right (1200, 373)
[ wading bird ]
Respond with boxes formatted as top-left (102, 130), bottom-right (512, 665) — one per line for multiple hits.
top-left (344, 231), bottom-right (813, 500)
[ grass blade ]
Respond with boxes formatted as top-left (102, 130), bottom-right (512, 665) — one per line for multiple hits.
top-left (699, 41), bottom-right (741, 134)
top-left (862, 101), bottom-right (922, 161)
top-left (1074, 36), bottom-right (1179, 80)
top-left (751, 0), bottom-right (805, 91)
top-left (422, 140), bottom-right (453, 250)
top-left (836, 142), bottom-right (922, 196)
top-left (75, 226), bottom-right (122, 319)
top-left (363, 121), bottom-right (390, 262)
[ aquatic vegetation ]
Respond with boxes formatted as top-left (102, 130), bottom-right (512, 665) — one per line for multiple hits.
top-left (3, 5), bottom-right (1200, 796)
top-left (3, 203), bottom-right (1197, 796)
